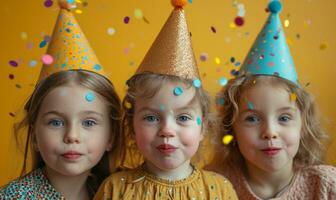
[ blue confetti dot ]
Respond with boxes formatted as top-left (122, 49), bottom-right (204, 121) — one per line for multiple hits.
top-left (234, 61), bottom-right (241, 67)
top-left (193, 79), bottom-right (201, 88)
top-left (159, 105), bottom-right (165, 111)
top-left (188, 0), bottom-right (193, 3)
top-left (196, 117), bottom-right (202, 125)
top-left (174, 87), bottom-right (184, 96)
top-left (247, 102), bottom-right (254, 110)
top-left (219, 77), bottom-right (228, 86)
top-left (93, 64), bottom-right (102, 71)
top-left (39, 40), bottom-right (47, 48)
top-left (67, 0), bottom-right (75, 4)
top-left (85, 91), bottom-right (95, 102)
top-left (29, 60), bottom-right (37, 67)
top-left (217, 98), bottom-right (225, 105)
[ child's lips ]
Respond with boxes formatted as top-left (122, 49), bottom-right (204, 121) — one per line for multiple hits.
top-left (261, 147), bottom-right (282, 156)
top-left (61, 151), bottom-right (82, 160)
top-left (156, 144), bottom-right (177, 154)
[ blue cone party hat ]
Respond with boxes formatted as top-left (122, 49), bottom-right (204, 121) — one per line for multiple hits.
top-left (239, 0), bottom-right (298, 84)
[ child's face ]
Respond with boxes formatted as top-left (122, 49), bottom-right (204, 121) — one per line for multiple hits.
top-left (233, 83), bottom-right (301, 173)
top-left (133, 81), bottom-right (203, 171)
top-left (34, 84), bottom-right (112, 177)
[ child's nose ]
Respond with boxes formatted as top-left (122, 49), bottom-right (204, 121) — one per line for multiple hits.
top-left (261, 123), bottom-right (278, 140)
top-left (158, 119), bottom-right (176, 137)
top-left (63, 125), bottom-right (80, 144)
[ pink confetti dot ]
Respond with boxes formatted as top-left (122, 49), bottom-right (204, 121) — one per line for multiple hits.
top-left (41, 54), bottom-right (54, 65)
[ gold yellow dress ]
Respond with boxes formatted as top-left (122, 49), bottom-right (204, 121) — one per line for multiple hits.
top-left (94, 165), bottom-right (237, 200)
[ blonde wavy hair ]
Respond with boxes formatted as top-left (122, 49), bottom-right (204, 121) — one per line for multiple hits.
top-left (212, 75), bottom-right (329, 170)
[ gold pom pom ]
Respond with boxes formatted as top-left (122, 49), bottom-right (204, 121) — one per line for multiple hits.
top-left (58, 0), bottom-right (76, 11)
top-left (171, 0), bottom-right (187, 8)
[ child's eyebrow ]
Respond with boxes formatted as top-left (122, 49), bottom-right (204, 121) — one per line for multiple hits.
top-left (42, 110), bottom-right (63, 117)
top-left (277, 106), bottom-right (297, 112)
top-left (41, 110), bottom-right (104, 117)
top-left (80, 110), bottom-right (105, 117)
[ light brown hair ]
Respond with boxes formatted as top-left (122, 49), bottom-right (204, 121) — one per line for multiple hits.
top-left (120, 72), bottom-right (215, 168)
top-left (14, 70), bottom-right (122, 194)
top-left (213, 75), bottom-right (329, 170)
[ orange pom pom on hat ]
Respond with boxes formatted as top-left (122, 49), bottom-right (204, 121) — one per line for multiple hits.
top-left (38, 0), bottom-right (106, 81)
top-left (134, 0), bottom-right (200, 80)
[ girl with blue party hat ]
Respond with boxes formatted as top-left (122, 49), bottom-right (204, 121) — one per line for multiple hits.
top-left (209, 1), bottom-right (336, 199)
top-left (0, 1), bottom-right (122, 199)
top-left (94, 0), bottom-right (237, 199)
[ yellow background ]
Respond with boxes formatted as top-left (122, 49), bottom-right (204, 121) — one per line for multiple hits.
top-left (1, 0), bottom-right (335, 185)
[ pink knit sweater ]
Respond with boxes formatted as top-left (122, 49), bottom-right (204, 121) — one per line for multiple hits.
top-left (222, 165), bottom-right (336, 200)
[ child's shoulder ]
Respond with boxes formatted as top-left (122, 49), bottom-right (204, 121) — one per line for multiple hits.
top-left (199, 169), bottom-right (235, 188)
top-left (101, 167), bottom-right (143, 185)
top-left (0, 168), bottom-right (63, 199)
top-left (301, 164), bottom-right (336, 183)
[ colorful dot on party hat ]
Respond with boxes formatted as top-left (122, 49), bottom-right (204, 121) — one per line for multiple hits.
top-left (200, 53), bottom-right (208, 62)
top-left (41, 54), bottom-right (54, 65)
top-left (222, 135), bottom-right (234, 145)
top-left (174, 87), bottom-right (184, 96)
top-left (134, 8), bottom-right (143, 19)
top-left (234, 16), bottom-right (244, 26)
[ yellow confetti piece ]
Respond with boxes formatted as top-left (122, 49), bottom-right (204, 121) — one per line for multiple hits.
top-left (252, 80), bottom-right (257, 84)
top-left (215, 57), bottom-right (221, 65)
top-left (75, 0), bottom-right (82, 3)
top-left (125, 101), bottom-right (132, 109)
top-left (229, 22), bottom-right (236, 29)
top-left (222, 135), bottom-right (234, 145)
top-left (290, 93), bottom-right (297, 102)
top-left (284, 19), bottom-right (290, 27)
top-left (75, 9), bottom-right (82, 14)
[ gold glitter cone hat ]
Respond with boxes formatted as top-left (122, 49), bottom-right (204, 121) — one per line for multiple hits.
top-left (38, 0), bottom-right (106, 81)
top-left (135, 0), bottom-right (200, 80)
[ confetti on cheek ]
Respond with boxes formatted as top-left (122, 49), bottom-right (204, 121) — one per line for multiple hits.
top-left (219, 77), bottom-right (228, 86)
top-left (252, 80), bottom-right (257, 84)
top-left (159, 105), bottom-right (165, 111)
top-left (290, 93), bottom-right (297, 102)
top-left (247, 102), bottom-right (254, 110)
top-left (222, 135), bottom-right (234, 145)
top-left (124, 16), bottom-right (130, 24)
top-left (41, 54), bottom-right (54, 65)
top-left (193, 79), bottom-right (201, 88)
top-left (196, 117), bottom-right (202, 126)
top-left (174, 87), bottom-right (184, 96)
top-left (85, 91), bottom-right (95, 102)
top-left (9, 60), bottom-right (18, 67)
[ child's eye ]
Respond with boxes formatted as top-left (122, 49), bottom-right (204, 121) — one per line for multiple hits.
top-left (48, 119), bottom-right (64, 127)
top-left (144, 115), bottom-right (159, 122)
top-left (244, 115), bottom-right (260, 123)
top-left (177, 115), bottom-right (192, 122)
top-left (278, 115), bottom-right (291, 122)
top-left (82, 119), bottom-right (97, 127)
